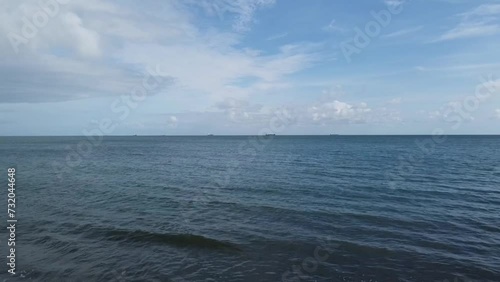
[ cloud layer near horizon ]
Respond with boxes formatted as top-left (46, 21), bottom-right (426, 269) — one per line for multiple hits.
top-left (1, 0), bottom-right (499, 135)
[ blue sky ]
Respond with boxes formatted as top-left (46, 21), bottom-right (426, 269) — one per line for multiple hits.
top-left (1, 0), bottom-right (499, 135)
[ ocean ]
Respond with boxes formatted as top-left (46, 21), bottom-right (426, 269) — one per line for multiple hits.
top-left (0, 136), bottom-right (499, 281)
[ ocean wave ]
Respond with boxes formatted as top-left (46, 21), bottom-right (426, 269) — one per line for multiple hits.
top-left (96, 228), bottom-right (242, 252)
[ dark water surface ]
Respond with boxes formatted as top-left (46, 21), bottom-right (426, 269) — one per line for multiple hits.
top-left (1, 136), bottom-right (499, 281)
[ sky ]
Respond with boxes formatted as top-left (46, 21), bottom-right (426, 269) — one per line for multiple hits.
top-left (1, 0), bottom-right (499, 135)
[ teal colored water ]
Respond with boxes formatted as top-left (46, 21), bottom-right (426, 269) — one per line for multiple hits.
top-left (0, 136), bottom-right (499, 281)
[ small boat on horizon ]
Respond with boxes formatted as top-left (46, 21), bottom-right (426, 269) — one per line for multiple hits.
top-left (264, 133), bottom-right (276, 137)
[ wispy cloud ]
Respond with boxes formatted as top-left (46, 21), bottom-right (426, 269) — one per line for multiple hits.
top-left (384, 0), bottom-right (406, 8)
top-left (322, 19), bottom-right (347, 33)
top-left (434, 22), bottom-right (500, 41)
top-left (460, 3), bottom-right (500, 18)
top-left (382, 26), bottom-right (423, 38)
top-left (190, 0), bottom-right (276, 32)
top-left (414, 62), bottom-right (500, 80)
top-left (267, 32), bottom-right (288, 41)
top-left (388, 97), bottom-right (402, 105)
top-left (2, 0), bottom-right (500, 135)
top-left (0, 0), bottom-right (315, 104)
top-left (434, 4), bottom-right (500, 42)
top-left (308, 100), bottom-right (372, 124)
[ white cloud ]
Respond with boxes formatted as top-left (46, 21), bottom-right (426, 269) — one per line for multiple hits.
top-left (428, 101), bottom-right (475, 122)
top-left (116, 40), bottom-right (321, 103)
top-left (495, 109), bottom-right (500, 119)
top-left (167, 116), bottom-right (178, 128)
top-left (435, 22), bottom-right (500, 41)
top-left (382, 26), bottom-right (423, 38)
top-left (0, 0), bottom-right (178, 102)
top-left (413, 63), bottom-right (500, 73)
top-left (267, 32), bottom-right (288, 41)
top-left (215, 98), bottom-right (263, 122)
top-left (322, 19), bottom-right (346, 33)
top-left (61, 12), bottom-right (101, 57)
top-left (153, 96), bottom-right (403, 132)
top-left (384, 0), bottom-right (405, 8)
top-left (187, 0), bottom-right (276, 32)
top-left (308, 100), bottom-right (371, 123)
top-left (388, 97), bottom-right (402, 105)
top-left (434, 4), bottom-right (500, 42)
top-left (0, 0), bottom-right (318, 104)
top-left (0, 0), bottom-right (126, 57)
top-left (461, 4), bottom-right (500, 18)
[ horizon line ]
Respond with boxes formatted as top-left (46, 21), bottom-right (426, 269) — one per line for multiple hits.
top-left (1, 134), bottom-right (500, 137)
